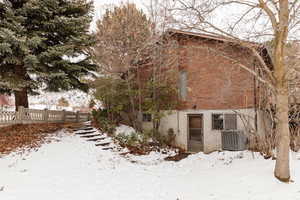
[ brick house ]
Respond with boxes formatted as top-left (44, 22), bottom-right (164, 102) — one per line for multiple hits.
top-left (142, 29), bottom-right (272, 153)
top-left (0, 95), bottom-right (14, 111)
top-left (0, 95), bottom-right (9, 106)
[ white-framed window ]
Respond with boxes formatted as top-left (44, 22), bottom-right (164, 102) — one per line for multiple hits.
top-left (212, 113), bottom-right (237, 130)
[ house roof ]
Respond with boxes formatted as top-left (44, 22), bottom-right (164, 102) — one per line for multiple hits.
top-left (166, 28), bottom-right (273, 69)
top-left (166, 29), bottom-right (264, 49)
top-left (167, 29), bottom-right (230, 43)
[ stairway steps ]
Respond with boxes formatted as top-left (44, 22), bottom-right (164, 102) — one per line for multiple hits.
top-left (75, 126), bottom-right (115, 150)
top-left (95, 142), bottom-right (111, 146)
top-left (73, 127), bottom-right (94, 131)
top-left (81, 134), bottom-right (102, 138)
top-left (76, 131), bottom-right (96, 135)
top-left (86, 137), bottom-right (106, 142)
top-left (102, 147), bottom-right (114, 150)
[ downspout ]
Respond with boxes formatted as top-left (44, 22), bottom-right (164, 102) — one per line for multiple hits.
top-left (177, 110), bottom-right (180, 136)
top-left (176, 39), bottom-right (181, 147)
top-left (254, 61), bottom-right (258, 132)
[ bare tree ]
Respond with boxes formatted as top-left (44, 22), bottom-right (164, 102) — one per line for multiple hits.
top-left (91, 3), bottom-right (153, 131)
top-left (91, 2), bottom-right (180, 133)
top-left (161, 0), bottom-right (300, 182)
top-left (286, 42), bottom-right (300, 152)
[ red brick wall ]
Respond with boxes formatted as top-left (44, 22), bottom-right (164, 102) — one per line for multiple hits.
top-left (178, 38), bottom-right (256, 110)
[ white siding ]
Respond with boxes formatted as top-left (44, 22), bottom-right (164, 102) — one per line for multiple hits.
top-left (143, 109), bottom-right (256, 153)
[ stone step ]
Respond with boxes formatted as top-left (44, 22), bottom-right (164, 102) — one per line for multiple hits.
top-left (102, 147), bottom-right (114, 150)
top-left (76, 131), bottom-right (97, 135)
top-left (86, 137), bottom-right (106, 142)
top-left (119, 151), bottom-right (130, 155)
top-left (81, 134), bottom-right (102, 138)
top-left (73, 127), bottom-right (94, 131)
top-left (79, 128), bottom-right (94, 130)
top-left (95, 142), bottom-right (111, 146)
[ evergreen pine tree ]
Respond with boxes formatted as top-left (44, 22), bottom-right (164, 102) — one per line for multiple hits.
top-left (0, 0), bottom-right (96, 110)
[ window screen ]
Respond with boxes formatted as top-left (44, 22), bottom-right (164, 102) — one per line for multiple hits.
top-left (212, 113), bottom-right (237, 130)
top-left (224, 114), bottom-right (237, 130)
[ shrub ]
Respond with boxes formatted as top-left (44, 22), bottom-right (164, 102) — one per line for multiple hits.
top-left (115, 132), bottom-right (141, 147)
top-left (93, 107), bottom-right (177, 153)
top-left (139, 128), bottom-right (176, 148)
top-left (92, 109), bottom-right (116, 135)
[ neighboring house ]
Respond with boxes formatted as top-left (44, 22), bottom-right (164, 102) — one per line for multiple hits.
top-left (142, 29), bottom-right (272, 153)
top-left (0, 94), bottom-right (14, 106)
top-left (0, 95), bottom-right (15, 111)
top-left (282, 41), bottom-right (300, 104)
top-left (290, 81), bottom-right (300, 105)
top-left (0, 95), bottom-right (9, 106)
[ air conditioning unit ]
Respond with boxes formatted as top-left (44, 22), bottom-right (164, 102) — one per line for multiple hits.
top-left (221, 130), bottom-right (247, 151)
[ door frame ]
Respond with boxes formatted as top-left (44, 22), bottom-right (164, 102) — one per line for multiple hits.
top-left (187, 114), bottom-right (204, 152)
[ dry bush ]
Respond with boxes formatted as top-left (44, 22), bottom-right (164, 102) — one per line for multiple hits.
top-left (0, 123), bottom-right (76, 155)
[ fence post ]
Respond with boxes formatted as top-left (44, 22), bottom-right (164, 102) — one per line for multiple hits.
top-left (62, 109), bottom-right (66, 123)
top-left (44, 109), bottom-right (49, 123)
top-left (18, 106), bottom-right (25, 124)
top-left (76, 111), bottom-right (80, 122)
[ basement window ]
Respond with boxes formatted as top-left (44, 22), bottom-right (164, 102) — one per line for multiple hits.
top-left (142, 113), bottom-right (152, 122)
top-left (212, 113), bottom-right (237, 130)
top-left (212, 114), bottom-right (224, 130)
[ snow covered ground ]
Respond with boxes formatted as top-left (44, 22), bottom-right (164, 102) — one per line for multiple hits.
top-left (0, 129), bottom-right (300, 200)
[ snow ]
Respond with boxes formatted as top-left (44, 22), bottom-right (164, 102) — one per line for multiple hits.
top-left (26, 89), bottom-right (94, 111)
top-left (115, 124), bottom-right (136, 136)
top-left (4, 88), bottom-right (99, 112)
top-left (124, 150), bottom-right (177, 165)
top-left (0, 129), bottom-right (300, 200)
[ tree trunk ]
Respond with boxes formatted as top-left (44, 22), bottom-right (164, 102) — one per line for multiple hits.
top-left (14, 64), bottom-right (29, 111)
top-left (274, 88), bottom-right (290, 182)
top-left (273, 16), bottom-right (290, 181)
top-left (273, 0), bottom-right (290, 179)
top-left (14, 87), bottom-right (29, 111)
top-left (137, 67), bottom-right (143, 132)
top-left (124, 69), bottom-right (143, 132)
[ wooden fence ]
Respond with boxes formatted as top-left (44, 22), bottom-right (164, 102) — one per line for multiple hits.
top-left (0, 106), bottom-right (90, 126)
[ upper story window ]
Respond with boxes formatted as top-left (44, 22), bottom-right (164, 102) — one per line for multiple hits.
top-left (212, 113), bottom-right (237, 130)
top-left (179, 70), bottom-right (187, 100)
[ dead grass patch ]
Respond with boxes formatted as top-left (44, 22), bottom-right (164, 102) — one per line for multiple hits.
top-left (0, 123), bottom-right (79, 155)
